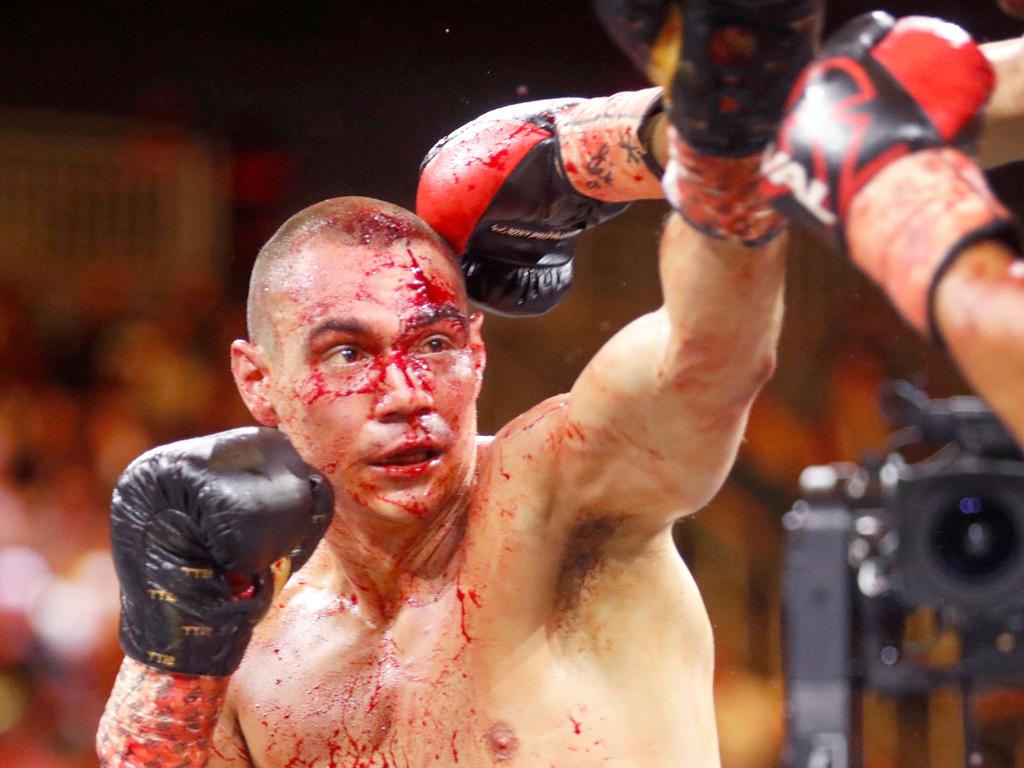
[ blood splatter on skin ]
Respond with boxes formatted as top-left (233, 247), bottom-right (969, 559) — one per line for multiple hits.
top-left (96, 658), bottom-right (230, 766)
top-left (262, 230), bottom-right (483, 528)
top-left (453, 583), bottom-right (482, 643)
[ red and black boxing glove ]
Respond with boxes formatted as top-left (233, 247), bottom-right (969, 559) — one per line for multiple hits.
top-left (416, 90), bottom-right (664, 316)
top-left (763, 12), bottom-right (1021, 338)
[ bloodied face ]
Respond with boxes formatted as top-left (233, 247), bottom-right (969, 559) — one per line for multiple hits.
top-left (239, 217), bottom-right (484, 524)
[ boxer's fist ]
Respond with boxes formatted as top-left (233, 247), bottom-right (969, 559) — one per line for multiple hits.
top-left (110, 427), bottom-right (333, 676)
top-left (764, 13), bottom-right (1021, 336)
top-left (594, 0), bottom-right (821, 156)
top-left (764, 12), bottom-right (996, 245)
top-left (417, 91), bottom-right (663, 316)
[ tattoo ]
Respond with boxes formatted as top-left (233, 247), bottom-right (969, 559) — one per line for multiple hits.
top-left (97, 657), bottom-right (230, 767)
top-left (616, 129), bottom-right (644, 166)
top-left (583, 142), bottom-right (615, 190)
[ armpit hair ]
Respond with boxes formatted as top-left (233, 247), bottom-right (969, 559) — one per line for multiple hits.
top-left (554, 515), bottom-right (623, 615)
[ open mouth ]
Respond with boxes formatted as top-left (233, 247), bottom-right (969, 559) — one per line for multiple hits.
top-left (371, 447), bottom-right (442, 468)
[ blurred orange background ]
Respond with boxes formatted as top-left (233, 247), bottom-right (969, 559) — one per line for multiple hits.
top-left (1, 2), bottom-right (1023, 766)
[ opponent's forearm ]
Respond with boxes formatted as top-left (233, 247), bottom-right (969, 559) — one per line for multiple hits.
top-left (979, 37), bottom-right (1024, 168)
top-left (935, 239), bottom-right (1024, 445)
top-left (97, 657), bottom-right (231, 767)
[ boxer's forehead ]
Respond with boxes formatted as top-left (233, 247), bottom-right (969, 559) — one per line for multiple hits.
top-left (273, 236), bottom-right (467, 337)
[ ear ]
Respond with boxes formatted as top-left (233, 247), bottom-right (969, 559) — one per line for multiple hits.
top-left (230, 339), bottom-right (279, 426)
top-left (469, 312), bottom-right (486, 396)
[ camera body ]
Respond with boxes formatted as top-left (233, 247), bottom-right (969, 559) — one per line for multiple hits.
top-left (783, 383), bottom-right (1024, 768)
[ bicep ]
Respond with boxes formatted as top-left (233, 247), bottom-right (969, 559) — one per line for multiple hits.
top-left (563, 309), bottom-right (763, 523)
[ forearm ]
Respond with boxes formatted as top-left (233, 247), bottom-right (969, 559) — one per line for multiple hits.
top-left (935, 239), bottom-right (1024, 445)
top-left (97, 657), bottom-right (231, 767)
top-left (658, 214), bottom-right (786, 411)
top-left (979, 37), bottom-right (1024, 168)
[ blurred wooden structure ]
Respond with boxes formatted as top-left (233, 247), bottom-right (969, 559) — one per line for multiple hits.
top-left (0, 108), bottom-right (227, 298)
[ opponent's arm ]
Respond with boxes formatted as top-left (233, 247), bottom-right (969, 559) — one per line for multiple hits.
top-left (417, 88), bottom-right (665, 317)
top-left (979, 36), bottom-right (1024, 168)
top-left (934, 240), bottom-right (1024, 442)
top-left (96, 428), bottom-right (332, 767)
top-left (765, 12), bottom-right (1024, 446)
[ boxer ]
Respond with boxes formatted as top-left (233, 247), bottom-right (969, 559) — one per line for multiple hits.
top-left (96, 1), bottom-right (818, 765)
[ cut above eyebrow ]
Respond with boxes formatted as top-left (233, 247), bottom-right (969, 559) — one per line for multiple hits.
top-left (406, 303), bottom-right (468, 330)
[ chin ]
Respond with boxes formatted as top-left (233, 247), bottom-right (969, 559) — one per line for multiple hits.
top-left (349, 473), bottom-right (453, 522)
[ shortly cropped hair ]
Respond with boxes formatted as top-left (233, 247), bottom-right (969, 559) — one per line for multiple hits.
top-left (246, 196), bottom-right (456, 353)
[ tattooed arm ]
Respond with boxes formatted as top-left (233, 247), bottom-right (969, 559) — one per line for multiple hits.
top-left (96, 657), bottom-right (248, 767)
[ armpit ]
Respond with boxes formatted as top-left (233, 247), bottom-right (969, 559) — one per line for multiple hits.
top-left (554, 515), bottom-right (623, 614)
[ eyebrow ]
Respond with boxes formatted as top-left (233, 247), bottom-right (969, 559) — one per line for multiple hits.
top-left (405, 303), bottom-right (468, 330)
top-left (306, 318), bottom-right (371, 348)
top-left (304, 305), bottom-right (467, 349)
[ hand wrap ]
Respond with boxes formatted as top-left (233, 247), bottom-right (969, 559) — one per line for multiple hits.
top-left (595, 0), bottom-right (820, 244)
top-left (417, 89), bottom-right (663, 316)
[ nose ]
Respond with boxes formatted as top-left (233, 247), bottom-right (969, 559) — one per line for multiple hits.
top-left (373, 357), bottom-right (434, 421)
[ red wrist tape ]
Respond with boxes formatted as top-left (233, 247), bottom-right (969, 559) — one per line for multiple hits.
top-left (847, 147), bottom-right (1018, 338)
top-left (663, 126), bottom-right (785, 246)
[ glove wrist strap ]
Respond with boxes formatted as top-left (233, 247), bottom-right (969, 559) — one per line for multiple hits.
top-left (556, 87), bottom-right (665, 202)
top-left (663, 126), bottom-right (785, 246)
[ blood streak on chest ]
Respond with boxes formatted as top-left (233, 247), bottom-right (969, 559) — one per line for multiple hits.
top-left (454, 584), bottom-right (482, 644)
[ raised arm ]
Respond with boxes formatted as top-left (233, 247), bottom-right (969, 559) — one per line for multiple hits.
top-left (979, 36), bottom-right (1024, 168)
top-left (564, 218), bottom-right (784, 524)
top-left (559, 0), bottom-right (819, 527)
top-left (96, 428), bottom-right (331, 766)
top-left (416, 1), bottom-right (817, 532)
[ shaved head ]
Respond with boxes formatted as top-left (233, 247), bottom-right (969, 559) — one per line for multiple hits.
top-left (246, 196), bottom-right (458, 356)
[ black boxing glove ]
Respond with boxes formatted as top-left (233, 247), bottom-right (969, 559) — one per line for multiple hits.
top-left (110, 427), bottom-right (333, 676)
top-left (594, 0), bottom-right (820, 245)
top-left (417, 89), bottom-right (664, 316)
top-left (762, 12), bottom-right (1021, 337)
top-left (594, 0), bottom-right (820, 157)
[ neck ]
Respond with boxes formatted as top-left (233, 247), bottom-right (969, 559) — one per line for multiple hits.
top-left (322, 461), bottom-right (475, 627)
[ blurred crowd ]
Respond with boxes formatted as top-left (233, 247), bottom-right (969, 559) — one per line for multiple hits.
top-left (0, 265), bottom-right (251, 767)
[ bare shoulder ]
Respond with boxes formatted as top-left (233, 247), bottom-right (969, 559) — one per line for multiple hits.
top-left (231, 555), bottom-right (359, 701)
top-left (475, 393), bottom-right (571, 517)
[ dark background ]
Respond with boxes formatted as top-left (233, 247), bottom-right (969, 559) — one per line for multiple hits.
top-left (1, 3), bottom-right (1023, 767)
top-left (1, 0), bottom-right (1018, 213)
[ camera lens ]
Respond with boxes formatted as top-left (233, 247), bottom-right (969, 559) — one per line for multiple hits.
top-left (930, 495), bottom-right (1018, 579)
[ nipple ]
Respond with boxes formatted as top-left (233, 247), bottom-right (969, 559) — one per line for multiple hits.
top-left (484, 721), bottom-right (519, 762)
